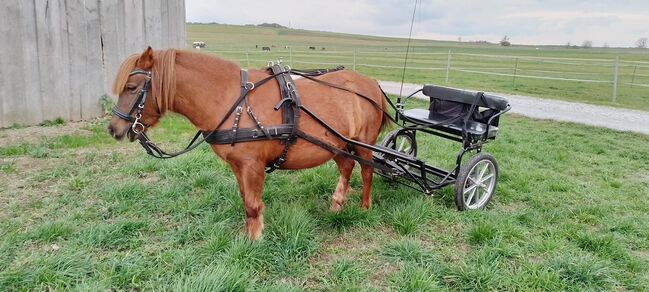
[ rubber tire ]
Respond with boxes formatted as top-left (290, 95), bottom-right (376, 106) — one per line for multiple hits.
top-left (454, 153), bottom-right (498, 211)
top-left (381, 129), bottom-right (417, 157)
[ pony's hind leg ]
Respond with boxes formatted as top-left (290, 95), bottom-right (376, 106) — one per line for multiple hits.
top-left (230, 159), bottom-right (266, 240)
top-left (330, 156), bottom-right (355, 212)
top-left (356, 148), bottom-right (374, 209)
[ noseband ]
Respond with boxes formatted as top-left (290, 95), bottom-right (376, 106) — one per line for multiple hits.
top-left (111, 69), bottom-right (152, 134)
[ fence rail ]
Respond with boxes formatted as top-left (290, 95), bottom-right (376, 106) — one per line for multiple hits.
top-left (207, 48), bottom-right (649, 104)
top-left (453, 68), bottom-right (613, 83)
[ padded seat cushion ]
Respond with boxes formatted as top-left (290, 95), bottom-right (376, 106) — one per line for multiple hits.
top-left (402, 108), bottom-right (499, 139)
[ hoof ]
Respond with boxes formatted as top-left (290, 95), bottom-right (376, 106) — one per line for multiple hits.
top-left (330, 200), bottom-right (345, 212)
top-left (245, 217), bottom-right (264, 240)
top-left (248, 231), bottom-right (263, 241)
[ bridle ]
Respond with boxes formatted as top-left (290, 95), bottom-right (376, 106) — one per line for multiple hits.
top-left (111, 69), bottom-right (152, 135)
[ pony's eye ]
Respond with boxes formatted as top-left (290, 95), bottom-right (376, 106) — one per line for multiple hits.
top-left (126, 85), bottom-right (137, 91)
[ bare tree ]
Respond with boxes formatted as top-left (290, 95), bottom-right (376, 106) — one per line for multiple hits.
top-left (500, 35), bottom-right (511, 47)
top-left (636, 37), bottom-right (648, 48)
top-left (581, 40), bottom-right (593, 48)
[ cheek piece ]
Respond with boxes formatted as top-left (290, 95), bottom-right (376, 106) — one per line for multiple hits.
top-left (111, 69), bottom-right (152, 134)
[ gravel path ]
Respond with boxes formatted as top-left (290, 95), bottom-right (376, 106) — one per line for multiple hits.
top-left (378, 81), bottom-right (649, 136)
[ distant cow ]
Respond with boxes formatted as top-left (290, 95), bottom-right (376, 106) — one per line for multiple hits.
top-left (309, 46), bottom-right (316, 50)
top-left (192, 41), bottom-right (205, 49)
top-left (321, 47), bottom-right (326, 51)
top-left (262, 46), bottom-right (271, 51)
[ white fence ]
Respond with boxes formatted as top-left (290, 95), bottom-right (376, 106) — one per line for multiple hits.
top-left (0, 0), bottom-right (186, 128)
top-left (207, 48), bottom-right (649, 103)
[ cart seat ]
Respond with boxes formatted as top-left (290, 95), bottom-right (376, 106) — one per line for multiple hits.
top-left (402, 108), bottom-right (499, 139)
top-left (423, 85), bottom-right (509, 111)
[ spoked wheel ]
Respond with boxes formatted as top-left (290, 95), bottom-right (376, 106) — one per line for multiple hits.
top-left (454, 153), bottom-right (498, 210)
top-left (381, 129), bottom-right (417, 157)
top-left (375, 129), bottom-right (418, 177)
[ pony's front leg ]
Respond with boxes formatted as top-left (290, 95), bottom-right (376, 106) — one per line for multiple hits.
top-left (230, 159), bottom-right (266, 240)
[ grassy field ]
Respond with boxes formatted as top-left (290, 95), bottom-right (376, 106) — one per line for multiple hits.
top-left (1, 94), bottom-right (649, 290)
top-left (187, 24), bottom-right (649, 111)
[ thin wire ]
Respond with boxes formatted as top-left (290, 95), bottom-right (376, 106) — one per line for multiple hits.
top-left (398, 0), bottom-right (419, 99)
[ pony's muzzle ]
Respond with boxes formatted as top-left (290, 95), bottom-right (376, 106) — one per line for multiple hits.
top-left (107, 118), bottom-right (136, 142)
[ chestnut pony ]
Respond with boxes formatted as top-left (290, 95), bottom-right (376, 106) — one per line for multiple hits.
top-left (108, 47), bottom-right (389, 239)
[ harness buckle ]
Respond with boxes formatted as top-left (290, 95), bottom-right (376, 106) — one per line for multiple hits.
top-left (273, 157), bottom-right (286, 168)
top-left (244, 82), bottom-right (255, 90)
top-left (132, 121), bottom-right (146, 134)
top-left (274, 98), bottom-right (292, 110)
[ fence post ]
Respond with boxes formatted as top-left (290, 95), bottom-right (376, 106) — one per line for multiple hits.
top-left (445, 50), bottom-right (452, 83)
top-left (289, 47), bottom-right (293, 66)
top-left (630, 64), bottom-right (637, 87)
top-left (353, 49), bottom-right (356, 71)
top-left (245, 49), bottom-right (250, 68)
top-left (513, 57), bottom-right (519, 87)
top-left (612, 56), bottom-right (619, 102)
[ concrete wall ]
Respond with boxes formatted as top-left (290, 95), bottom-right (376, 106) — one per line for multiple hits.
top-left (0, 0), bottom-right (186, 127)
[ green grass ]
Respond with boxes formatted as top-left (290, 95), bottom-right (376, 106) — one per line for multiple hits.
top-left (1, 94), bottom-right (649, 290)
top-left (38, 117), bottom-right (66, 127)
top-left (0, 121), bottom-right (123, 158)
top-left (171, 264), bottom-right (252, 292)
top-left (187, 23), bottom-right (649, 111)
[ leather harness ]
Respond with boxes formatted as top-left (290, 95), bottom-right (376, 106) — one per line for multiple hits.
top-left (202, 64), bottom-right (337, 172)
top-left (113, 64), bottom-right (393, 173)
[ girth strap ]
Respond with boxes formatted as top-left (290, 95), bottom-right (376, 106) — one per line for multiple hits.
top-left (266, 64), bottom-right (302, 172)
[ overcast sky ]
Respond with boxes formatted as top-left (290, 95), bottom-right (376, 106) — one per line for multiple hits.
top-left (186, 0), bottom-right (649, 47)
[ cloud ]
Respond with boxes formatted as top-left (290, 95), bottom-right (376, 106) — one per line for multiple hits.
top-left (505, 11), bottom-right (646, 21)
top-left (186, 0), bottom-right (649, 47)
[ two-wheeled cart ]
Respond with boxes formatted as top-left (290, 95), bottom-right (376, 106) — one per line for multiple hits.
top-left (372, 84), bottom-right (510, 210)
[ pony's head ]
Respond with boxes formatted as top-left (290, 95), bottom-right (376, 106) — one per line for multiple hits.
top-left (107, 46), bottom-right (176, 141)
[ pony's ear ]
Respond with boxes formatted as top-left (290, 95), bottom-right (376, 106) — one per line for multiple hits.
top-left (136, 46), bottom-right (154, 69)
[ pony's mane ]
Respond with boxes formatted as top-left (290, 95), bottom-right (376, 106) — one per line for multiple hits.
top-left (112, 49), bottom-right (179, 114)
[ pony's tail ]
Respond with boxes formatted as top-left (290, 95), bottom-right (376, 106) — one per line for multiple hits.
top-left (378, 86), bottom-right (393, 133)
